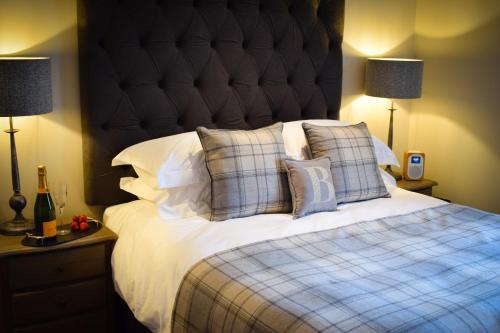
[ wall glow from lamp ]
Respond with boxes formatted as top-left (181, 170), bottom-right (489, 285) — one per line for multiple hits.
top-left (347, 95), bottom-right (395, 142)
top-left (342, 0), bottom-right (415, 57)
top-left (351, 95), bottom-right (389, 110)
top-left (0, 0), bottom-right (76, 55)
top-left (0, 34), bottom-right (47, 56)
top-left (344, 40), bottom-right (399, 57)
top-left (0, 40), bottom-right (29, 55)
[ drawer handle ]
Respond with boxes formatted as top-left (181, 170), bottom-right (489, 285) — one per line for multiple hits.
top-left (56, 266), bottom-right (65, 273)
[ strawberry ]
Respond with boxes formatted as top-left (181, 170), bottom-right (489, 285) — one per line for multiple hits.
top-left (71, 221), bottom-right (80, 231)
top-left (79, 221), bottom-right (89, 231)
top-left (79, 215), bottom-right (88, 224)
top-left (72, 215), bottom-right (79, 222)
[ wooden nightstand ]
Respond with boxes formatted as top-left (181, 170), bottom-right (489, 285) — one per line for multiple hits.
top-left (397, 178), bottom-right (438, 196)
top-left (0, 225), bottom-right (117, 333)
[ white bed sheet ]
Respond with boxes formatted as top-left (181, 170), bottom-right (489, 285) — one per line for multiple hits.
top-left (104, 186), bottom-right (447, 333)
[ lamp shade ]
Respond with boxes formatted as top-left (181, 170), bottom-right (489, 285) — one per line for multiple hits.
top-left (0, 57), bottom-right (52, 117)
top-left (365, 58), bottom-right (423, 99)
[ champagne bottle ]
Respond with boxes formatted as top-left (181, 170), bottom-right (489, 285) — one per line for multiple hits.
top-left (34, 166), bottom-right (57, 239)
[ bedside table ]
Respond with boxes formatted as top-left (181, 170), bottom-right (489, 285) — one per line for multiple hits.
top-left (397, 178), bottom-right (438, 196)
top-left (0, 225), bottom-right (117, 333)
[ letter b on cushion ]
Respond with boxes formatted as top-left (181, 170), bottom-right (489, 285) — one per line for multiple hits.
top-left (285, 158), bottom-right (337, 219)
top-left (304, 166), bottom-right (335, 204)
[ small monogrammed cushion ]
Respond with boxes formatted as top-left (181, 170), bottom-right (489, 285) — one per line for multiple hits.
top-left (284, 157), bottom-right (337, 219)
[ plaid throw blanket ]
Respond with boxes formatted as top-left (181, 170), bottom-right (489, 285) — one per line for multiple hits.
top-left (172, 204), bottom-right (500, 333)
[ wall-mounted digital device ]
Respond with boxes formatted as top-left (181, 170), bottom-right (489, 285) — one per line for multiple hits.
top-left (403, 151), bottom-right (425, 180)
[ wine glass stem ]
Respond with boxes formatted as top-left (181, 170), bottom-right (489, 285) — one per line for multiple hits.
top-left (59, 207), bottom-right (64, 227)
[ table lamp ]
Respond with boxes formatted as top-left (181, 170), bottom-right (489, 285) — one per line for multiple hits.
top-left (365, 58), bottom-right (423, 180)
top-left (0, 57), bottom-right (52, 235)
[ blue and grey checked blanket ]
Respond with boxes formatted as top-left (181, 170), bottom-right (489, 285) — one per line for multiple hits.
top-left (173, 204), bottom-right (500, 332)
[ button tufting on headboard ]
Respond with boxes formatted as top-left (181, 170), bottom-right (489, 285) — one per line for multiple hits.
top-left (78, 0), bottom-right (344, 206)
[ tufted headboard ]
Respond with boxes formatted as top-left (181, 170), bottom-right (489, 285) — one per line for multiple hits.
top-left (77, 0), bottom-right (344, 206)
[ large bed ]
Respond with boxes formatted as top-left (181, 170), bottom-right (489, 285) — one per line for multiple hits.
top-left (77, 0), bottom-right (500, 332)
top-left (105, 186), bottom-right (441, 332)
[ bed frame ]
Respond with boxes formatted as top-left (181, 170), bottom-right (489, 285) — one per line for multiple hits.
top-left (77, 0), bottom-right (344, 331)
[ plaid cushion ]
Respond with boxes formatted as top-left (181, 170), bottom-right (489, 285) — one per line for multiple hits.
top-left (197, 123), bottom-right (291, 221)
top-left (302, 122), bottom-right (389, 203)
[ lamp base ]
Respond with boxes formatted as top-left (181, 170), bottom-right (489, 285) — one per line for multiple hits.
top-left (385, 166), bottom-right (403, 181)
top-left (0, 218), bottom-right (34, 236)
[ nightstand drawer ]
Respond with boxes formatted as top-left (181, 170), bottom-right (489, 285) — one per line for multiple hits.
top-left (8, 244), bottom-right (105, 290)
top-left (12, 277), bottom-right (106, 325)
top-left (14, 309), bottom-right (107, 333)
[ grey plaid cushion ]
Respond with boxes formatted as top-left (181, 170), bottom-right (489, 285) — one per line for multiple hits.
top-left (284, 157), bottom-right (337, 219)
top-left (197, 123), bottom-right (291, 221)
top-left (302, 122), bottom-right (390, 203)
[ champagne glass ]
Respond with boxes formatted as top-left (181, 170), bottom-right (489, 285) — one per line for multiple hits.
top-left (51, 181), bottom-right (69, 235)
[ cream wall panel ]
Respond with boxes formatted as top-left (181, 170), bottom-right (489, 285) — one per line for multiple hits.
top-left (413, 0), bottom-right (500, 213)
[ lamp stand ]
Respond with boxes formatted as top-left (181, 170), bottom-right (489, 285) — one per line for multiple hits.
top-left (385, 101), bottom-right (402, 181)
top-left (0, 117), bottom-right (33, 235)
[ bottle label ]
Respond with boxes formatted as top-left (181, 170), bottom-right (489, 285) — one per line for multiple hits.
top-left (43, 220), bottom-right (57, 238)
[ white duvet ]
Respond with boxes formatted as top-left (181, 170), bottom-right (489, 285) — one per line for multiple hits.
top-left (104, 185), bottom-right (446, 333)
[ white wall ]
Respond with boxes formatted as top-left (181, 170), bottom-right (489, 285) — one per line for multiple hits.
top-left (412, 0), bottom-right (500, 213)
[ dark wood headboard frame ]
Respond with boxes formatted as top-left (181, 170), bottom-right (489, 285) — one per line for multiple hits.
top-left (77, 0), bottom-right (344, 206)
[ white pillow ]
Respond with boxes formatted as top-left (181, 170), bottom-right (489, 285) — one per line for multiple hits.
top-left (371, 136), bottom-right (400, 167)
top-left (112, 119), bottom-right (399, 190)
top-left (283, 119), bottom-right (349, 159)
top-left (283, 120), bottom-right (400, 167)
top-left (119, 177), bottom-right (210, 219)
top-left (112, 131), bottom-right (209, 189)
top-left (119, 171), bottom-right (395, 220)
top-left (379, 167), bottom-right (397, 187)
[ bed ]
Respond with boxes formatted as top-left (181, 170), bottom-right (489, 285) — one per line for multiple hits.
top-left (102, 182), bottom-right (500, 333)
top-left (77, 0), bottom-right (500, 332)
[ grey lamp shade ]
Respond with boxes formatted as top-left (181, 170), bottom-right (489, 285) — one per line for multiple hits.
top-left (0, 57), bottom-right (52, 117)
top-left (365, 58), bottom-right (423, 99)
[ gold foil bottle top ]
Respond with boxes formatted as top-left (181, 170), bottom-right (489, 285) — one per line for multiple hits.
top-left (37, 165), bottom-right (48, 192)
top-left (37, 165), bottom-right (47, 176)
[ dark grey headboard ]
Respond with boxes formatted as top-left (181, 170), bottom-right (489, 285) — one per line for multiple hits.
top-left (77, 0), bottom-right (344, 206)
